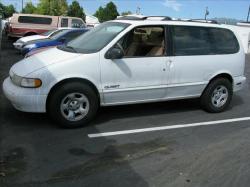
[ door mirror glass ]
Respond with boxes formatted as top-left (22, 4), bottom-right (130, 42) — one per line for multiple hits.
top-left (59, 37), bottom-right (66, 43)
top-left (105, 47), bottom-right (124, 59)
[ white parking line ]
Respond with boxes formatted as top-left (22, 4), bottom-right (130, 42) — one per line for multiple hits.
top-left (88, 117), bottom-right (250, 138)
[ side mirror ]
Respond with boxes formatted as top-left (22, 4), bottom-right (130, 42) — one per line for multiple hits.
top-left (105, 47), bottom-right (124, 59)
top-left (59, 37), bottom-right (66, 43)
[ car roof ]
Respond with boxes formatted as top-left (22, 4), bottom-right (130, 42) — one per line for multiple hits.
top-left (59, 28), bottom-right (89, 33)
top-left (111, 18), bottom-right (234, 30)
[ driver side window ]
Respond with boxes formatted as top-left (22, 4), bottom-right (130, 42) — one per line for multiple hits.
top-left (117, 26), bottom-right (166, 57)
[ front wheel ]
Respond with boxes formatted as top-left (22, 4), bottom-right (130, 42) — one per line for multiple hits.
top-left (47, 82), bottom-right (99, 128)
top-left (200, 78), bottom-right (233, 113)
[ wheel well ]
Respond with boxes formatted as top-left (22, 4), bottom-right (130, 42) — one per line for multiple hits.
top-left (202, 73), bottom-right (233, 96)
top-left (46, 78), bottom-right (100, 111)
top-left (24, 32), bottom-right (37, 36)
top-left (209, 73), bottom-right (233, 84)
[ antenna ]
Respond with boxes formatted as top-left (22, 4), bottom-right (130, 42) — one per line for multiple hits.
top-left (136, 6), bottom-right (141, 15)
top-left (247, 5), bottom-right (250, 22)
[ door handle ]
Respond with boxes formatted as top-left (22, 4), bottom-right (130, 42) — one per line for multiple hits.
top-left (167, 59), bottom-right (173, 65)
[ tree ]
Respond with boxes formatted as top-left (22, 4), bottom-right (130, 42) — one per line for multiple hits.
top-left (68, 0), bottom-right (85, 21)
top-left (0, 3), bottom-right (4, 17)
top-left (94, 1), bottom-right (119, 22)
top-left (94, 6), bottom-right (105, 22)
top-left (36, 0), bottom-right (68, 16)
top-left (50, 0), bottom-right (68, 16)
top-left (2, 4), bottom-right (16, 18)
top-left (22, 2), bottom-right (37, 14)
top-left (121, 11), bottom-right (132, 16)
top-left (36, 0), bottom-right (51, 15)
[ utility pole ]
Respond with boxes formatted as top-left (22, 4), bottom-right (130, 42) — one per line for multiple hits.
top-left (136, 6), bottom-right (141, 15)
top-left (247, 5), bottom-right (250, 22)
top-left (22, 0), bottom-right (23, 12)
top-left (205, 7), bottom-right (209, 21)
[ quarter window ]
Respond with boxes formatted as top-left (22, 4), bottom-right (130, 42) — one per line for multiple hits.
top-left (18, 16), bottom-right (52, 25)
top-left (209, 28), bottom-right (239, 54)
top-left (72, 19), bottom-right (84, 28)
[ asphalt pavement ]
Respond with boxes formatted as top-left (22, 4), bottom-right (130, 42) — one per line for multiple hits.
top-left (1, 34), bottom-right (250, 187)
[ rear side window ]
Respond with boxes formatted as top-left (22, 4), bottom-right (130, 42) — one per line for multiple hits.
top-left (172, 26), bottom-right (211, 56)
top-left (61, 18), bottom-right (68, 27)
top-left (18, 16), bottom-right (52, 25)
top-left (172, 26), bottom-right (239, 56)
top-left (209, 28), bottom-right (239, 54)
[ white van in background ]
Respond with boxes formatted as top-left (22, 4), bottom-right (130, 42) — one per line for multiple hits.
top-left (85, 15), bottom-right (100, 28)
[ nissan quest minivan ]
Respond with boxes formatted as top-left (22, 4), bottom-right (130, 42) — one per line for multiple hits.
top-left (3, 16), bottom-right (246, 128)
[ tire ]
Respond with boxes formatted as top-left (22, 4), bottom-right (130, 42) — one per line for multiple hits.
top-left (200, 78), bottom-right (233, 113)
top-left (47, 82), bottom-right (99, 128)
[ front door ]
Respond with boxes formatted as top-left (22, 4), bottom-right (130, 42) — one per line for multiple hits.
top-left (100, 25), bottom-right (169, 105)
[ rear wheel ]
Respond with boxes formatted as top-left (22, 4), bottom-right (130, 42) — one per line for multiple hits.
top-left (200, 78), bottom-right (233, 113)
top-left (47, 82), bottom-right (99, 128)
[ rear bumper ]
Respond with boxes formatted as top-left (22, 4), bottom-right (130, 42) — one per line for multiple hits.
top-left (3, 77), bottom-right (47, 113)
top-left (7, 33), bottom-right (23, 38)
top-left (233, 76), bottom-right (246, 92)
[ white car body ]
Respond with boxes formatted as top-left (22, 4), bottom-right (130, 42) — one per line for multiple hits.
top-left (13, 33), bottom-right (49, 50)
top-left (3, 19), bottom-right (246, 114)
top-left (227, 25), bottom-right (250, 54)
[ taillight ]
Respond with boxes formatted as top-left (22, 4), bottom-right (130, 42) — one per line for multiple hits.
top-left (9, 24), bottom-right (12, 32)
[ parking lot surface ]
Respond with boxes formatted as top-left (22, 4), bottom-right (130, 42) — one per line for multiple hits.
top-left (1, 35), bottom-right (250, 187)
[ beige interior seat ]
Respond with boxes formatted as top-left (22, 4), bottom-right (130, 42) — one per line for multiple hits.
top-left (125, 34), bottom-right (141, 56)
top-left (145, 30), bottom-right (165, 56)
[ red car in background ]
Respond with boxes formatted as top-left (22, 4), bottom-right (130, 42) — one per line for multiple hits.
top-left (6, 13), bottom-right (85, 38)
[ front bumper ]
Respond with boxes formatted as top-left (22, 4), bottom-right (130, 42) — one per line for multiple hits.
top-left (3, 77), bottom-right (47, 113)
top-left (233, 76), bottom-right (247, 92)
top-left (20, 47), bottom-right (30, 56)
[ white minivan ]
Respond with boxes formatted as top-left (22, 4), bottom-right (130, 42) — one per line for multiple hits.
top-left (3, 16), bottom-right (246, 128)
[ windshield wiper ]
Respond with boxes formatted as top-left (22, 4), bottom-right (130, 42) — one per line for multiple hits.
top-left (65, 45), bottom-right (77, 53)
top-left (58, 45), bottom-right (78, 53)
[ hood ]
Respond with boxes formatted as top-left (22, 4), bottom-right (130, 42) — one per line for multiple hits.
top-left (19, 35), bottom-right (47, 43)
top-left (11, 47), bottom-right (81, 77)
top-left (26, 38), bottom-right (53, 45)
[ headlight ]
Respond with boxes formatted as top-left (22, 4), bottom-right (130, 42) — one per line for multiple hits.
top-left (21, 78), bottom-right (42, 88)
top-left (24, 44), bottom-right (36, 49)
top-left (10, 71), bottom-right (42, 88)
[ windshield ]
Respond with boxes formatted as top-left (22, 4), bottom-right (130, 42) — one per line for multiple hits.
top-left (50, 29), bottom-right (70, 40)
top-left (41, 30), bottom-right (56, 36)
top-left (49, 29), bottom-right (67, 37)
top-left (66, 22), bottom-right (130, 53)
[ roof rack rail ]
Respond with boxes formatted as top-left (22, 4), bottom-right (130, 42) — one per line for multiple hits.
top-left (146, 16), bottom-right (172, 20)
top-left (116, 15), bottom-right (147, 20)
top-left (187, 19), bottom-right (219, 24)
top-left (116, 15), bottom-right (172, 21)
